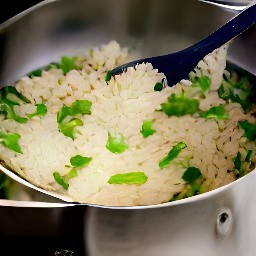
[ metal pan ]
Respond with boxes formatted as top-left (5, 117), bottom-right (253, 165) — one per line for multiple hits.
top-left (0, 0), bottom-right (255, 255)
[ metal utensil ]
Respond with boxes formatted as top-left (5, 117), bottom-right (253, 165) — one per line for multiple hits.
top-left (110, 2), bottom-right (256, 86)
top-left (199, 0), bottom-right (250, 11)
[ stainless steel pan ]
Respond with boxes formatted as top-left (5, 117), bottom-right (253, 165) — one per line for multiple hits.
top-left (0, 0), bottom-right (255, 255)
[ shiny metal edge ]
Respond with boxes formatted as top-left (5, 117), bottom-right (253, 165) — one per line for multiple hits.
top-left (199, 0), bottom-right (248, 10)
top-left (93, 169), bottom-right (256, 210)
top-left (0, 163), bottom-right (74, 203)
top-left (0, 199), bottom-right (75, 208)
top-left (1, 169), bottom-right (255, 209)
top-left (0, 0), bottom-right (58, 28)
top-left (0, 0), bottom-right (246, 30)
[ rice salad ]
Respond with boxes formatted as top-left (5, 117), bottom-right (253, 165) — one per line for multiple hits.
top-left (0, 41), bottom-right (255, 206)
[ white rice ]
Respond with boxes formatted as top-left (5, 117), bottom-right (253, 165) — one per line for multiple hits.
top-left (0, 41), bottom-right (255, 206)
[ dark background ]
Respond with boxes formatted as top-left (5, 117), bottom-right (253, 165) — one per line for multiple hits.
top-left (0, 0), bottom-right (43, 24)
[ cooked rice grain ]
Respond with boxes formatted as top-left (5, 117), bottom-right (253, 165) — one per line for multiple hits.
top-left (0, 41), bottom-right (255, 206)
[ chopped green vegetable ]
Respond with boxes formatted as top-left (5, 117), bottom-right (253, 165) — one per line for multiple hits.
top-left (27, 56), bottom-right (81, 77)
top-left (28, 104), bottom-right (47, 118)
top-left (27, 62), bottom-right (59, 78)
top-left (170, 167), bottom-right (204, 201)
top-left (53, 172), bottom-right (69, 190)
top-left (53, 154), bottom-right (93, 190)
top-left (182, 167), bottom-right (202, 184)
top-left (58, 56), bottom-right (82, 75)
top-left (161, 93), bottom-right (199, 117)
top-left (159, 142), bottom-right (187, 168)
top-left (105, 71), bottom-right (112, 82)
top-left (191, 76), bottom-right (211, 94)
top-left (69, 100), bottom-right (92, 116)
top-left (108, 171), bottom-right (148, 185)
top-left (170, 182), bottom-right (203, 201)
top-left (0, 86), bottom-right (30, 105)
top-left (57, 100), bottom-right (92, 139)
top-left (28, 69), bottom-right (43, 78)
top-left (0, 132), bottom-right (22, 153)
top-left (199, 105), bottom-right (229, 120)
top-left (232, 149), bottom-right (254, 179)
top-left (64, 168), bottom-right (78, 181)
top-left (57, 100), bottom-right (92, 123)
top-left (59, 118), bottom-right (84, 140)
top-left (233, 152), bottom-right (242, 170)
top-left (232, 152), bottom-right (243, 178)
top-left (57, 106), bottom-right (71, 124)
top-left (238, 120), bottom-right (256, 141)
top-left (53, 168), bottom-right (78, 190)
top-left (0, 86), bottom-right (29, 123)
top-left (154, 82), bottom-right (164, 91)
top-left (106, 133), bottom-right (129, 153)
top-left (0, 101), bottom-right (28, 123)
top-left (141, 120), bottom-right (156, 138)
top-left (218, 74), bottom-right (254, 112)
top-left (70, 155), bottom-right (92, 167)
top-left (245, 150), bottom-right (253, 162)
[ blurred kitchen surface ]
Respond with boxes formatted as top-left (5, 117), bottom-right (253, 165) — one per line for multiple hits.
top-left (0, 0), bottom-right (250, 25)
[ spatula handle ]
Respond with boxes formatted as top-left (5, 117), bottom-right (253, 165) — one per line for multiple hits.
top-left (189, 3), bottom-right (256, 58)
